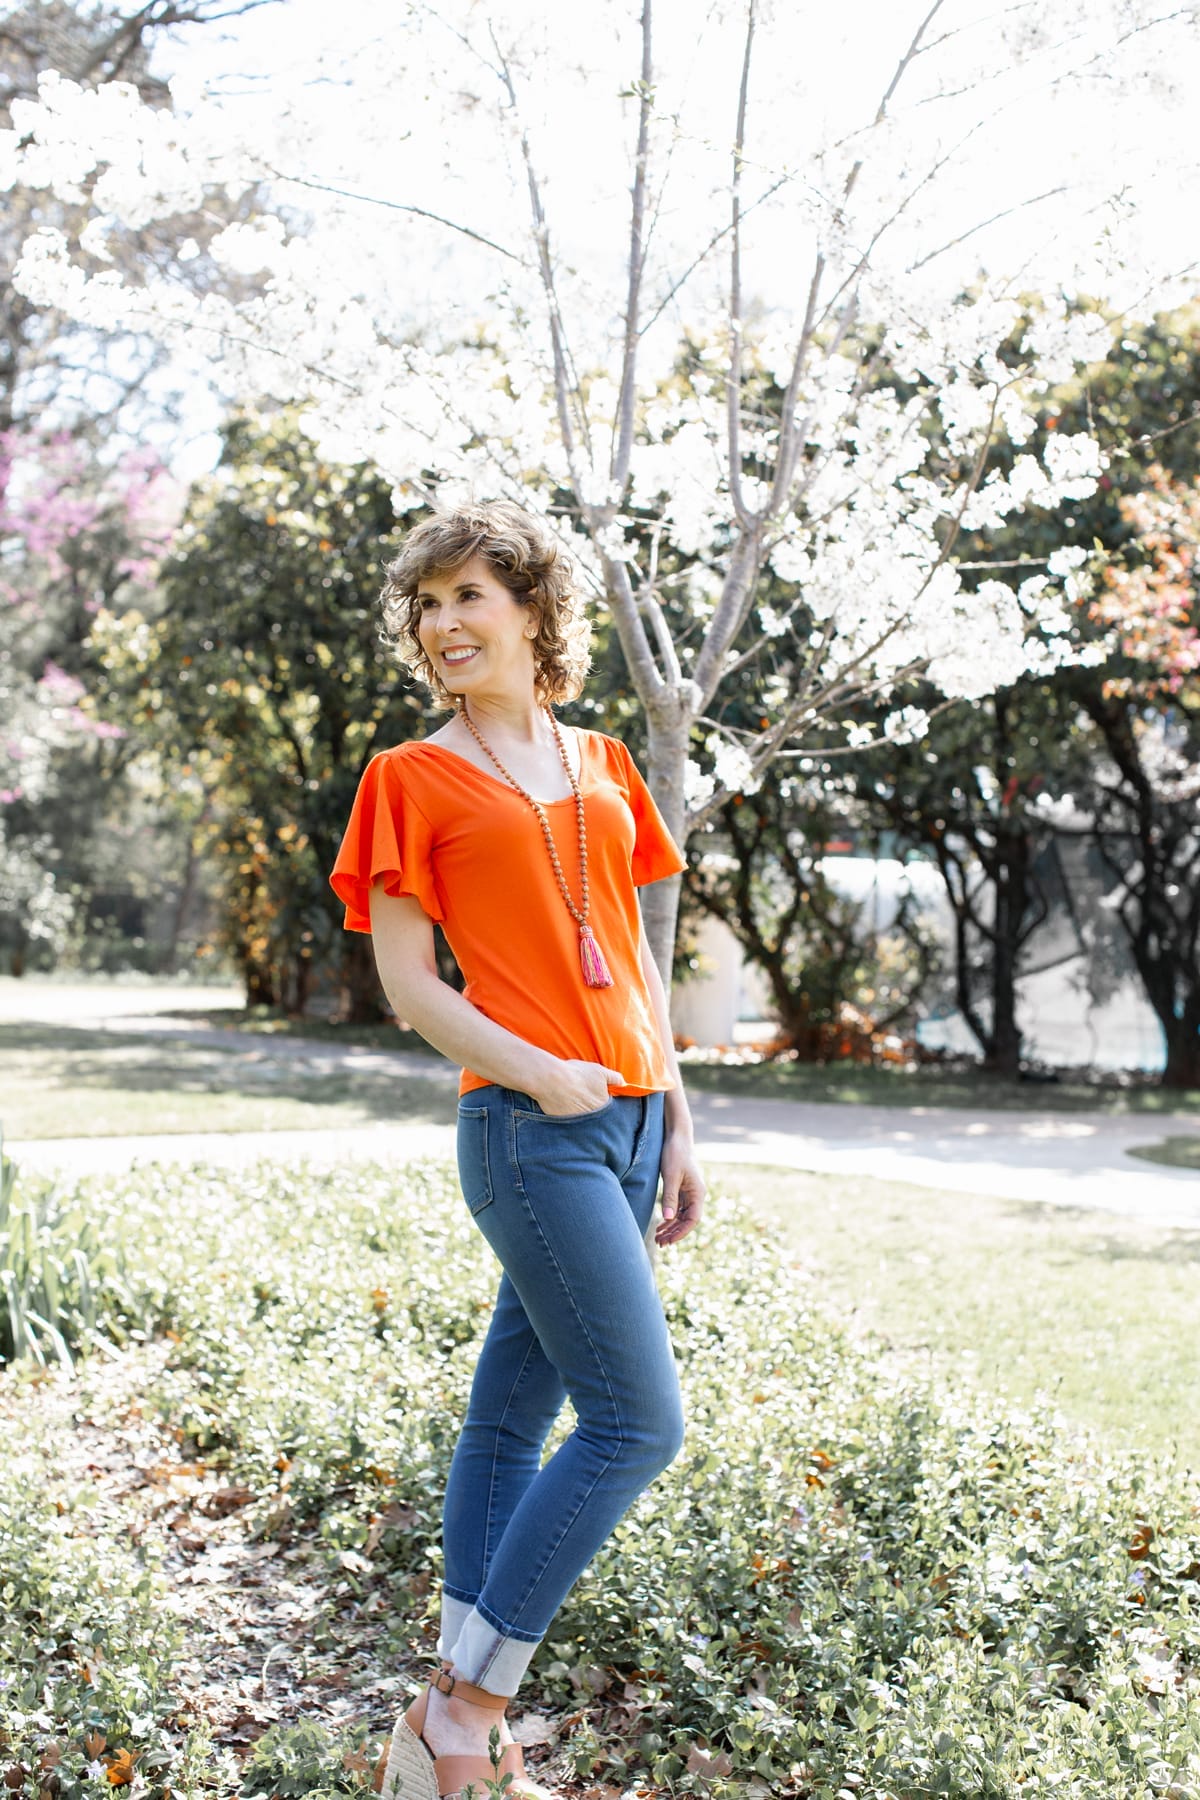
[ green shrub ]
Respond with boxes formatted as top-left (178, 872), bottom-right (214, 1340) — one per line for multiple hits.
top-left (0, 1130), bottom-right (150, 1366)
top-left (4, 1155), bottom-right (1199, 1799)
top-left (239, 1718), bottom-right (373, 1797)
top-left (0, 1434), bottom-right (183, 1798)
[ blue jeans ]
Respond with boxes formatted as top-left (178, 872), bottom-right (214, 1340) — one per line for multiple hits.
top-left (438, 1085), bottom-right (684, 1695)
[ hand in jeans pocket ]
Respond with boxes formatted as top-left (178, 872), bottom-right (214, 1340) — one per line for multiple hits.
top-left (530, 1059), bottom-right (625, 1117)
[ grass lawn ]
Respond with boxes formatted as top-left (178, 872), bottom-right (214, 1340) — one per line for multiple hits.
top-left (1129, 1134), bottom-right (1200, 1170)
top-left (677, 1054), bottom-right (1200, 1113)
top-left (0, 1021), bottom-right (457, 1139)
top-left (2, 977), bottom-right (1195, 1119)
top-left (171, 1005), bottom-right (1200, 1115)
top-left (739, 1161), bottom-right (1200, 1469)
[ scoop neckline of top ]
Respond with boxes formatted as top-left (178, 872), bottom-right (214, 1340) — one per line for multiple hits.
top-left (406, 727), bottom-right (590, 807)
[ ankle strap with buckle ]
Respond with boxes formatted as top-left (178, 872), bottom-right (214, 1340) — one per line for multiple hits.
top-left (431, 1666), bottom-right (510, 1711)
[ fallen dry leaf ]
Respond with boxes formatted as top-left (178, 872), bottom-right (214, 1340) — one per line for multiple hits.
top-left (509, 1715), bottom-right (559, 1747)
top-left (364, 1502), bottom-right (417, 1555)
top-left (337, 1549), bottom-right (374, 1574)
top-left (104, 1748), bottom-right (139, 1787)
top-left (685, 1741), bottom-right (734, 1779)
top-left (204, 1486), bottom-right (256, 1517)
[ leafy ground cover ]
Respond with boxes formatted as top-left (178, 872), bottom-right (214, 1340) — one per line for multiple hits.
top-left (2, 1153), bottom-right (1198, 1799)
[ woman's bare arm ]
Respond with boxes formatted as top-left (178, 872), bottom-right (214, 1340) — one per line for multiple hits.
top-left (368, 885), bottom-right (622, 1114)
top-left (638, 922), bottom-right (706, 1245)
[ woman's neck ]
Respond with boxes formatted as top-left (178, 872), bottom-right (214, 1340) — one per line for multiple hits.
top-left (459, 694), bottom-right (552, 745)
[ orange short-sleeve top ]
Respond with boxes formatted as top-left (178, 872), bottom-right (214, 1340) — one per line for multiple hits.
top-left (329, 728), bottom-right (686, 1097)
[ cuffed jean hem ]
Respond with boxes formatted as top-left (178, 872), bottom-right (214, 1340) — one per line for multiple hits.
top-left (437, 1592), bottom-right (475, 1663)
top-left (444, 1600), bottom-right (542, 1698)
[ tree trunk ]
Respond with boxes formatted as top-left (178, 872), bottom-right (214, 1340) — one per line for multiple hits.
top-left (1156, 994), bottom-right (1200, 1089)
top-left (949, 890), bottom-right (990, 1059)
top-left (285, 953), bottom-right (311, 1018)
top-left (640, 697), bottom-right (694, 993)
top-left (339, 934), bottom-right (388, 1025)
top-left (1162, 1027), bottom-right (1200, 1089)
top-left (243, 961), bottom-right (276, 1008)
top-left (986, 831), bottom-right (1025, 1076)
top-left (164, 823), bottom-right (200, 975)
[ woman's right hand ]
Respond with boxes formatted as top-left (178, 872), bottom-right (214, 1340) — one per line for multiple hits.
top-left (531, 1060), bottom-right (625, 1117)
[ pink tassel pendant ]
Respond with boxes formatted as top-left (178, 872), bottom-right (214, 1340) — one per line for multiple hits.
top-left (579, 923), bottom-right (614, 988)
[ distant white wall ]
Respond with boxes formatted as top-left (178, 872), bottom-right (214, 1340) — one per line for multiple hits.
top-left (669, 909), bottom-right (772, 1045)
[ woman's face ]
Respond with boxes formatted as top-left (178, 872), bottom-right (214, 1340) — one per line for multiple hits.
top-left (416, 553), bottom-right (538, 699)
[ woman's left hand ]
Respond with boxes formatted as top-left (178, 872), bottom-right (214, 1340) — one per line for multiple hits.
top-left (654, 1133), bottom-right (706, 1248)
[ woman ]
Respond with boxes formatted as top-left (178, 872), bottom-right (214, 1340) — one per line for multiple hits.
top-left (329, 499), bottom-right (705, 1800)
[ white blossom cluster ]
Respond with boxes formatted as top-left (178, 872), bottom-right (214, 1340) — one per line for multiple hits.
top-left (4, 0), bottom-right (1198, 810)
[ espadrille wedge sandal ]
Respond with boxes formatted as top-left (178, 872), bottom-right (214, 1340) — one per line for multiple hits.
top-left (373, 1665), bottom-right (557, 1800)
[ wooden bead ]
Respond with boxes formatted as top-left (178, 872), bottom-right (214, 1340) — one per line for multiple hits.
top-left (459, 704), bottom-right (593, 932)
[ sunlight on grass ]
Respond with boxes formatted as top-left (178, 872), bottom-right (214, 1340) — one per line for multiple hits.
top-left (0, 1026), bottom-right (457, 1139)
top-left (737, 1162), bottom-right (1200, 1468)
top-left (1128, 1135), bottom-right (1200, 1170)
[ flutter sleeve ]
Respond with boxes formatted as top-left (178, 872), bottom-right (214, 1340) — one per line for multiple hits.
top-left (329, 752), bottom-right (444, 931)
top-left (612, 739), bottom-right (687, 887)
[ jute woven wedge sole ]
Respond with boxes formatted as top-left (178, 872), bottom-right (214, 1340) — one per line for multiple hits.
top-left (373, 1667), bottom-right (557, 1800)
top-left (375, 1715), bottom-right (440, 1800)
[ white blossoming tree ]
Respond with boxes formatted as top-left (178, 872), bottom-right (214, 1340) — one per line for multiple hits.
top-left (6, 0), bottom-right (1200, 970)
top-left (0, 0), bottom-right (278, 433)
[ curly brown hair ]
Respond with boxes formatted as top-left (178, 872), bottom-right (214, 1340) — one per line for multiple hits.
top-left (380, 500), bottom-right (592, 709)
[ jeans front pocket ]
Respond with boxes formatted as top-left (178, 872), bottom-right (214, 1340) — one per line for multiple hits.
top-left (510, 1096), bottom-right (616, 1124)
top-left (456, 1103), bottom-right (493, 1216)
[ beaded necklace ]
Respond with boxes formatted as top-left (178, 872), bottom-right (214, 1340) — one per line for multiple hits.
top-left (458, 702), bottom-right (614, 988)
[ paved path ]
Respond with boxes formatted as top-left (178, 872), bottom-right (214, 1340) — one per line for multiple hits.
top-left (4, 980), bottom-right (1197, 1229)
top-left (10, 1092), bottom-right (1199, 1230)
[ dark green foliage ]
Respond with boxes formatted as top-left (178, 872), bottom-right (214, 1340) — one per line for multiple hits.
top-left (686, 784), bottom-right (938, 1055)
top-left (95, 411), bottom-right (439, 1017)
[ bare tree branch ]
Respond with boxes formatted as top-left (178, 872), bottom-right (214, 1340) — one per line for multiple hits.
top-left (636, 169), bottom-right (791, 339)
top-left (262, 167), bottom-right (525, 264)
top-left (612, 0), bottom-right (655, 495)
top-left (905, 184), bottom-right (1068, 274)
top-left (489, 29), bottom-right (594, 484)
top-left (724, 0), bottom-right (757, 530)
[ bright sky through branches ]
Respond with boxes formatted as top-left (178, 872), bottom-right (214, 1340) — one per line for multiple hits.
top-left (160, 0), bottom-right (1199, 308)
top-left (132, 0), bottom-right (1200, 483)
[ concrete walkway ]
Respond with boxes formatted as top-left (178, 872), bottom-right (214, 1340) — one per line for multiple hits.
top-left (4, 979), bottom-right (1197, 1230)
top-left (10, 1091), bottom-right (1199, 1231)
